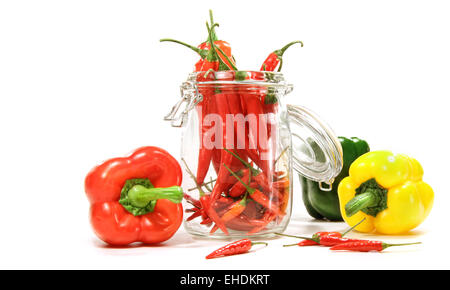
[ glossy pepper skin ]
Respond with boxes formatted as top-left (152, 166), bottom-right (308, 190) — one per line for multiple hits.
top-left (338, 151), bottom-right (434, 234)
top-left (85, 146), bottom-right (183, 245)
top-left (300, 137), bottom-right (370, 221)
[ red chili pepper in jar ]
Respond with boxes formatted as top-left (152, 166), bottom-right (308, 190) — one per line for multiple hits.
top-left (225, 149), bottom-right (271, 192)
top-left (224, 164), bottom-right (280, 216)
top-left (260, 40), bottom-right (303, 72)
top-left (247, 211), bottom-right (278, 234)
top-left (182, 158), bottom-right (229, 235)
top-left (210, 194), bottom-right (248, 234)
top-left (228, 168), bottom-right (250, 197)
top-left (160, 11), bottom-right (235, 72)
top-left (206, 239), bottom-right (268, 259)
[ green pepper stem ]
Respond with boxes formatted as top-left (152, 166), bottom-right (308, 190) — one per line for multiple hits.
top-left (224, 164), bottom-right (255, 194)
top-left (128, 185), bottom-right (183, 208)
top-left (345, 191), bottom-right (378, 217)
top-left (224, 149), bottom-right (260, 176)
top-left (160, 38), bottom-right (208, 59)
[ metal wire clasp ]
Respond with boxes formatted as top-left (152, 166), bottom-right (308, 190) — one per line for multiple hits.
top-left (164, 82), bottom-right (202, 127)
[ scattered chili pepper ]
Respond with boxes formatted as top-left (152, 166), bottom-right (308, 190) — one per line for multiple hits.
top-left (205, 239), bottom-right (268, 259)
top-left (277, 218), bottom-right (366, 246)
top-left (330, 241), bottom-right (421, 252)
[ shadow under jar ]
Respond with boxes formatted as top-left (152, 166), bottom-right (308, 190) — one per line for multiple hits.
top-left (165, 71), bottom-right (343, 238)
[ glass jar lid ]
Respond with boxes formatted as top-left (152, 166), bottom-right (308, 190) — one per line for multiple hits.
top-left (287, 104), bottom-right (343, 190)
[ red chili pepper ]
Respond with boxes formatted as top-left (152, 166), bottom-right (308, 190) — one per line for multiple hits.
top-left (160, 11), bottom-right (235, 72)
top-left (200, 195), bottom-right (229, 235)
top-left (225, 149), bottom-right (271, 192)
top-left (241, 199), bottom-right (259, 220)
top-left (224, 214), bottom-right (267, 231)
top-left (278, 186), bottom-right (290, 216)
top-left (183, 192), bottom-right (202, 209)
top-left (260, 40), bottom-right (303, 72)
top-left (205, 239), bottom-right (268, 259)
top-left (243, 93), bottom-right (271, 175)
top-left (296, 239), bottom-right (322, 247)
top-left (210, 92), bottom-right (235, 201)
top-left (224, 164), bottom-right (280, 216)
top-left (182, 158), bottom-right (229, 235)
top-left (277, 218), bottom-right (366, 246)
top-left (330, 241), bottom-right (421, 252)
top-left (84, 147), bottom-right (184, 246)
top-left (210, 194), bottom-right (248, 234)
top-left (228, 169), bottom-right (250, 197)
top-left (247, 211), bottom-right (278, 234)
top-left (273, 177), bottom-right (290, 190)
top-left (186, 210), bottom-right (203, 221)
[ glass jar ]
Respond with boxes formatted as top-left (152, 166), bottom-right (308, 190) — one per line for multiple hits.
top-left (165, 71), bottom-right (343, 238)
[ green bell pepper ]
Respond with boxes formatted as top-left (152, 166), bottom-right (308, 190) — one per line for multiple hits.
top-left (300, 137), bottom-right (370, 221)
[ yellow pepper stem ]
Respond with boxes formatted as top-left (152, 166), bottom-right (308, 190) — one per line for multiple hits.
top-left (345, 191), bottom-right (378, 217)
top-left (345, 178), bottom-right (388, 217)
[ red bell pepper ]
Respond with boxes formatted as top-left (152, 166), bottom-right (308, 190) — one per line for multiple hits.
top-left (85, 146), bottom-right (184, 246)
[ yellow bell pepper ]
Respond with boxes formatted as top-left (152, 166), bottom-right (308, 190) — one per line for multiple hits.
top-left (338, 150), bottom-right (434, 234)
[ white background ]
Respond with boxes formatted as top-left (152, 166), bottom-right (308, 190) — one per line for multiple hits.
top-left (1, 0), bottom-right (449, 270)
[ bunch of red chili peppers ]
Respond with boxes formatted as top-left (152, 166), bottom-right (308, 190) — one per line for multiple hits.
top-left (204, 219), bottom-right (421, 259)
top-left (162, 10), bottom-right (302, 235)
top-left (276, 219), bottom-right (421, 253)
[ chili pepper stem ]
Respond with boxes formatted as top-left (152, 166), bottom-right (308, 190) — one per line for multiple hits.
top-left (206, 22), bottom-right (237, 71)
top-left (224, 164), bottom-right (255, 194)
top-left (274, 146), bottom-right (289, 165)
top-left (188, 179), bottom-right (214, 192)
top-left (275, 233), bottom-right (316, 241)
top-left (160, 38), bottom-right (208, 59)
top-left (224, 149), bottom-right (260, 176)
top-left (215, 45), bottom-right (238, 70)
top-left (382, 242), bottom-right (422, 250)
top-left (276, 40), bottom-right (304, 56)
top-left (275, 41), bottom-right (303, 72)
top-left (341, 217), bottom-right (366, 237)
top-left (181, 158), bottom-right (205, 197)
top-left (208, 9), bottom-right (218, 41)
top-left (283, 243), bottom-right (301, 247)
top-left (251, 242), bottom-right (268, 247)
